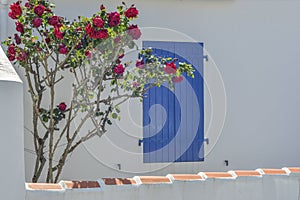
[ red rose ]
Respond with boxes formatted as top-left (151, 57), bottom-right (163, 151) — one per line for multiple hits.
top-left (100, 4), bottom-right (105, 10)
top-left (86, 24), bottom-right (108, 39)
top-left (95, 29), bottom-right (108, 39)
top-left (8, 55), bottom-right (16, 61)
top-left (14, 34), bottom-right (21, 44)
top-left (114, 35), bottom-right (121, 44)
top-left (59, 44), bottom-right (68, 54)
top-left (32, 18), bottom-right (42, 28)
top-left (34, 5), bottom-right (45, 16)
top-left (58, 102), bottom-right (67, 112)
top-left (8, 44), bottom-right (16, 55)
top-left (113, 64), bottom-right (125, 74)
top-left (54, 27), bottom-right (64, 40)
top-left (89, 31), bottom-right (96, 38)
top-left (93, 16), bottom-right (104, 28)
top-left (75, 41), bottom-right (82, 49)
top-left (125, 7), bottom-right (138, 18)
top-left (108, 12), bottom-right (120, 27)
top-left (48, 16), bottom-right (60, 26)
top-left (172, 76), bottom-right (184, 83)
top-left (164, 62), bottom-right (177, 74)
top-left (45, 37), bottom-right (50, 44)
top-left (136, 60), bottom-right (144, 69)
top-left (16, 51), bottom-right (27, 61)
top-left (127, 25), bottom-right (141, 40)
top-left (25, 2), bottom-right (33, 9)
top-left (118, 54), bottom-right (124, 59)
top-left (85, 51), bottom-right (92, 58)
top-left (45, 37), bottom-right (50, 43)
top-left (8, 2), bottom-right (22, 19)
top-left (16, 22), bottom-right (24, 34)
top-left (85, 24), bottom-right (94, 34)
top-left (132, 82), bottom-right (139, 88)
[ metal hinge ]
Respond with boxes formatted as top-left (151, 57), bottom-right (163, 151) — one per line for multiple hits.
top-left (204, 138), bottom-right (209, 145)
top-left (138, 139), bottom-right (143, 146)
top-left (203, 55), bottom-right (209, 62)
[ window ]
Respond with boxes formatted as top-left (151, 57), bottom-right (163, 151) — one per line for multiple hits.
top-left (142, 41), bottom-right (204, 163)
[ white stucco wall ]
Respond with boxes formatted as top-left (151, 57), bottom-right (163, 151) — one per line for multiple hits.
top-left (0, 47), bottom-right (25, 199)
top-left (3, 0), bottom-right (300, 181)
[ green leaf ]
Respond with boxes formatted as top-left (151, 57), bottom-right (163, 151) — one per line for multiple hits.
top-left (88, 93), bottom-right (94, 99)
top-left (111, 113), bottom-right (118, 119)
top-left (42, 115), bottom-right (49, 123)
top-left (54, 108), bottom-right (60, 115)
top-left (96, 112), bottom-right (104, 116)
top-left (115, 106), bottom-right (120, 113)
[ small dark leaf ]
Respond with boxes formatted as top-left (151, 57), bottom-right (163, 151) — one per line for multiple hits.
top-left (42, 115), bottom-right (48, 123)
top-left (111, 113), bottom-right (118, 119)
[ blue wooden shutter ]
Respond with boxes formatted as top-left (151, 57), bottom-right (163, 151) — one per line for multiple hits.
top-left (142, 41), bottom-right (204, 163)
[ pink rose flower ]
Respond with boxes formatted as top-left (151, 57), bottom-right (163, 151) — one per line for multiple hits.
top-left (127, 25), bottom-right (141, 40)
top-left (125, 7), bottom-right (138, 18)
top-left (113, 64), bottom-right (125, 74)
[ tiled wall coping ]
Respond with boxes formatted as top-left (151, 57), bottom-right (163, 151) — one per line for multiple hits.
top-left (26, 167), bottom-right (300, 190)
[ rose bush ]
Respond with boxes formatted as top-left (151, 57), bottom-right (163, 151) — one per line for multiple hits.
top-left (3, 0), bottom-right (194, 183)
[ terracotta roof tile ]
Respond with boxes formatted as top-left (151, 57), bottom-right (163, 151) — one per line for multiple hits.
top-left (62, 181), bottom-right (100, 189)
top-left (27, 183), bottom-right (63, 190)
top-left (25, 166), bottom-right (300, 192)
top-left (139, 176), bottom-right (171, 184)
top-left (170, 174), bottom-right (203, 181)
top-left (103, 178), bottom-right (136, 185)
top-left (202, 172), bottom-right (233, 179)
top-left (287, 167), bottom-right (300, 173)
top-left (260, 169), bottom-right (287, 175)
top-left (233, 170), bottom-right (261, 177)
